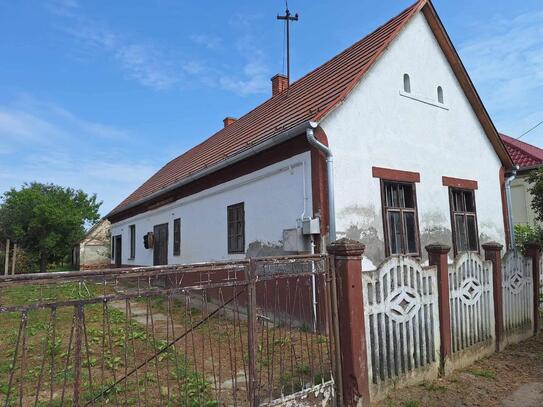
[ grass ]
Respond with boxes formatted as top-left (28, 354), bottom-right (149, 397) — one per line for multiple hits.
top-left (402, 401), bottom-right (421, 407)
top-left (419, 382), bottom-right (447, 392)
top-left (470, 369), bottom-right (496, 379)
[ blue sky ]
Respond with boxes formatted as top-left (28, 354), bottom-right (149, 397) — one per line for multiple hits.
top-left (1, 0), bottom-right (542, 216)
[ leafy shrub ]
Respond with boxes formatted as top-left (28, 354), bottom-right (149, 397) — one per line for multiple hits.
top-left (514, 224), bottom-right (543, 254)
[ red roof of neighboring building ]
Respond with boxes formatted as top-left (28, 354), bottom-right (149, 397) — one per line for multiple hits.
top-left (109, 0), bottom-right (512, 218)
top-left (500, 133), bottom-right (543, 169)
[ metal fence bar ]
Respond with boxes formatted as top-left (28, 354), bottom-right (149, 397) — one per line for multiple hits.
top-left (0, 255), bottom-right (335, 407)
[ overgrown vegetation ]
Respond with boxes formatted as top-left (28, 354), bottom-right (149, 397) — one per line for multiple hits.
top-left (0, 283), bottom-right (217, 406)
top-left (528, 168), bottom-right (543, 223)
top-left (514, 224), bottom-right (543, 253)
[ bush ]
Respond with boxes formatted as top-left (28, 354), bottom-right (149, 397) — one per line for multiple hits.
top-left (514, 224), bottom-right (543, 254)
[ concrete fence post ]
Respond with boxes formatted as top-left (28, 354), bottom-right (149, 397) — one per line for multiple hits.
top-left (482, 242), bottom-right (504, 351)
top-left (426, 244), bottom-right (451, 375)
top-left (525, 242), bottom-right (541, 335)
top-left (327, 238), bottom-right (369, 407)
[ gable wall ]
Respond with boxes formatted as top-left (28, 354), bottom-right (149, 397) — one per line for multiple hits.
top-left (320, 12), bottom-right (505, 267)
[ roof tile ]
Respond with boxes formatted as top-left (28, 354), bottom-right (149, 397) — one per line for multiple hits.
top-left (110, 0), bottom-right (424, 215)
top-left (500, 134), bottom-right (543, 169)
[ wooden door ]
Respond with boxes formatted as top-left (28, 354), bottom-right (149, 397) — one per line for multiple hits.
top-left (153, 223), bottom-right (169, 266)
top-left (114, 235), bottom-right (122, 268)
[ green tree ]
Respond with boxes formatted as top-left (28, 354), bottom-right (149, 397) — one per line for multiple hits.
top-left (528, 167), bottom-right (543, 222)
top-left (0, 183), bottom-right (101, 273)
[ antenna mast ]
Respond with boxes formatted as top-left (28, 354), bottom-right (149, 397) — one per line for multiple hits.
top-left (277, 3), bottom-right (299, 86)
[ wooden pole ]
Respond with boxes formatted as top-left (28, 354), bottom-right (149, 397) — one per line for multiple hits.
top-left (11, 243), bottom-right (17, 275)
top-left (4, 239), bottom-right (10, 276)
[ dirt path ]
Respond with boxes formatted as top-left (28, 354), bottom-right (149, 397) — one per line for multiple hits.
top-left (374, 334), bottom-right (543, 407)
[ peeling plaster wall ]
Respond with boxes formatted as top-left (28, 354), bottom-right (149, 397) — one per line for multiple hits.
top-left (110, 152), bottom-right (312, 265)
top-left (321, 12), bottom-right (505, 266)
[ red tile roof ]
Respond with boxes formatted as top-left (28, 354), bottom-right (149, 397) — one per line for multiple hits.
top-left (109, 0), bottom-right (425, 215)
top-left (500, 134), bottom-right (543, 169)
top-left (110, 0), bottom-right (512, 218)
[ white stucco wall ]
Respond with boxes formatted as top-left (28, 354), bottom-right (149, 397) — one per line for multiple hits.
top-left (320, 12), bottom-right (506, 267)
top-left (110, 152), bottom-right (312, 265)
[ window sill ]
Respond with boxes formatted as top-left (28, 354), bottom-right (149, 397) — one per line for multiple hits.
top-left (399, 90), bottom-right (449, 110)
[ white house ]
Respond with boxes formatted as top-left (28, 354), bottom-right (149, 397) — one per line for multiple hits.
top-left (107, 0), bottom-right (513, 269)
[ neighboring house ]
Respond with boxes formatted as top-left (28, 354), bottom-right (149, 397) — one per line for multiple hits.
top-left (73, 219), bottom-right (111, 270)
top-left (500, 133), bottom-right (543, 228)
top-left (106, 0), bottom-right (513, 269)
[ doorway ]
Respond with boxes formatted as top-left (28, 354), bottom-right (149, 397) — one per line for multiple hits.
top-left (153, 223), bottom-right (169, 266)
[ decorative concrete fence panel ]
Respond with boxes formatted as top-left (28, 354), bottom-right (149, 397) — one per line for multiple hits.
top-left (502, 250), bottom-right (533, 346)
top-left (363, 256), bottom-right (440, 400)
top-left (447, 252), bottom-right (495, 369)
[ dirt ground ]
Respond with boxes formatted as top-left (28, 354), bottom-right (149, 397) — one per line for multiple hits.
top-left (374, 334), bottom-right (543, 407)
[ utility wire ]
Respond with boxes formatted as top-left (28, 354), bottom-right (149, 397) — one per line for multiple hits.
top-left (516, 119), bottom-right (543, 140)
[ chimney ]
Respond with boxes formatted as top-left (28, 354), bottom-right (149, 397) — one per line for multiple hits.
top-left (223, 117), bottom-right (237, 128)
top-left (271, 74), bottom-right (288, 96)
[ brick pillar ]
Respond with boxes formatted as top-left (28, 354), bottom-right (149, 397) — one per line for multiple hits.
top-left (327, 238), bottom-right (369, 407)
top-left (482, 242), bottom-right (504, 351)
top-left (426, 244), bottom-right (451, 375)
top-left (525, 242), bottom-right (541, 335)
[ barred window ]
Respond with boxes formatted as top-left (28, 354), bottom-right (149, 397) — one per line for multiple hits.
top-left (129, 225), bottom-right (136, 259)
top-left (173, 218), bottom-right (181, 256)
top-left (227, 203), bottom-right (245, 254)
top-left (450, 189), bottom-right (479, 253)
top-left (382, 181), bottom-right (420, 256)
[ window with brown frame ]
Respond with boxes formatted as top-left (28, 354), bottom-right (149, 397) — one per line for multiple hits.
top-left (129, 225), bottom-right (136, 259)
top-left (227, 203), bottom-right (245, 254)
top-left (449, 188), bottom-right (479, 253)
top-left (173, 218), bottom-right (181, 256)
top-left (381, 181), bottom-right (420, 256)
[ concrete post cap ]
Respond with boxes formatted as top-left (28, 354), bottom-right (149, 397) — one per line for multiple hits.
top-left (425, 243), bottom-right (451, 254)
top-left (327, 238), bottom-right (365, 256)
top-left (481, 241), bottom-right (504, 251)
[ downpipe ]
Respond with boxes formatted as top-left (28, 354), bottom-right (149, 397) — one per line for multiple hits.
top-left (306, 124), bottom-right (336, 334)
top-left (505, 166), bottom-right (519, 249)
top-left (306, 124), bottom-right (336, 242)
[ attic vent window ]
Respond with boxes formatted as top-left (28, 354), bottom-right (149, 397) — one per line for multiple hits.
top-left (437, 86), bottom-right (444, 104)
top-left (403, 74), bottom-right (411, 93)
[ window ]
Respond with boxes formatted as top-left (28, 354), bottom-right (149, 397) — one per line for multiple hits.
top-left (227, 203), bottom-right (245, 253)
top-left (173, 218), bottom-right (181, 256)
top-left (450, 189), bottom-right (479, 253)
top-left (403, 74), bottom-right (411, 93)
top-left (111, 237), bottom-right (115, 260)
top-left (437, 86), bottom-right (444, 103)
top-left (129, 225), bottom-right (136, 259)
top-left (381, 181), bottom-right (420, 256)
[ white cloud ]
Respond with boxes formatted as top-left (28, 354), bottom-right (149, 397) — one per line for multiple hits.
top-left (190, 34), bottom-right (222, 50)
top-left (0, 97), bottom-right (157, 215)
top-left (62, 21), bottom-right (182, 90)
top-left (50, 6), bottom-right (271, 96)
top-left (459, 10), bottom-right (543, 145)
